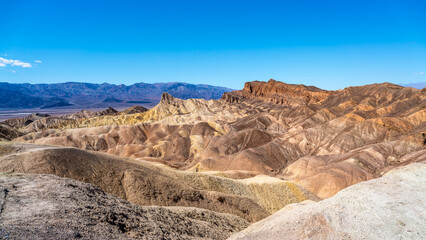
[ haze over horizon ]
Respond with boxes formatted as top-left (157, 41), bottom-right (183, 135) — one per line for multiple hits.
top-left (1, 0), bottom-right (425, 90)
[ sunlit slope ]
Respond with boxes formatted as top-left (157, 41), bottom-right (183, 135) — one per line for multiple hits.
top-left (12, 80), bottom-right (426, 198)
top-left (229, 162), bottom-right (426, 240)
top-left (0, 143), bottom-right (318, 222)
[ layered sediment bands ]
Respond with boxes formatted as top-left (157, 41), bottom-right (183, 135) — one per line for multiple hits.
top-left (229, 162), bottom-right (426, 240)
top-left (0, 143), bottom-right (318, 222)
top-left (222, 79), bottom-right (332, 106)
top-left (0, 174), bottom-right (249, 240)
top-left (12, 79), bottom-right (426, 198)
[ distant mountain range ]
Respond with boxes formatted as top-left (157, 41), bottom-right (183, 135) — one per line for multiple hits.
top-left (401, 82), bottom-right (426, 89)
top-left (0, 82), bottom-right (233, 109)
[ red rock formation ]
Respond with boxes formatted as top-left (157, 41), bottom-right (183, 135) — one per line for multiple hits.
top-left (222, 79), bottom-right (332, 106)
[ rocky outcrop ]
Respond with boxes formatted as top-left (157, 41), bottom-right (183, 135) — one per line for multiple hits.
top-left (161, 92), bottom-right (176, 103)
top-left (229, 162), bottom-right (426, 240)
top-left (222, 79), bottom-right (332, 106)
top-left (0, 173), bottom-right (249, 240)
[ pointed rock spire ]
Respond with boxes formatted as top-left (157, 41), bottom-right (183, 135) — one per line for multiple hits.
top-left (161, 92), bottom-right (175, 103)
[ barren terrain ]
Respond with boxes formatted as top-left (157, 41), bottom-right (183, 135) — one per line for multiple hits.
top-left (9, 80), bottom-right (425, 198)
top-left (229, 162), bottom-right (426, 239)
top-left (0, 173), bottom-right (248, 240)
top-left (0, 79), bottom-right (425, 239)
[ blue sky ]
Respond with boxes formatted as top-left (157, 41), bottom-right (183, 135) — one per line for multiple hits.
top-left (0, 0), bottom-right (425, 90)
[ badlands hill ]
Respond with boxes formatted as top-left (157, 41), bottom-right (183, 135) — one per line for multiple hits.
top-left (0, 79), bottom-right (425, 239)
top-left (10, 79), bottom-right (426, 198)
top-left (1, 108), bottom-right (123, 133)
top-left (229, 162), bottom-right (426, 240)
top-left (0, 81), bottom-right (233, 109)
top-left (0, 173), bottom-right (249, 240)
top-left (0, 143), bottom-right (318, 223)
top-left (0, 124), bottom-right (21, 141)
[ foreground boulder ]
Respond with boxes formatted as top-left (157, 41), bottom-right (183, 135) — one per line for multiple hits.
top-left (0, 173), bottom-right (249, 240)
top-left (229, 162), bottom-right (426, 240)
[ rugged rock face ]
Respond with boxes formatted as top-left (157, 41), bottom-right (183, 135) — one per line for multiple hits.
top-left (11, 80), bottom-right (426, 198)
top-left (0, 173), bottom-right (249, 240)
top-left (222, 79), bottom-right (332, 106)
top-left (0, 143), bottom-right (318, 223)
top-left (228, 162), bottom-right (426, 240)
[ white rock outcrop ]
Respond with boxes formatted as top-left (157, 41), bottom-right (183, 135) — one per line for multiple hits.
top-left (229, 162), bottom-right (426, 240)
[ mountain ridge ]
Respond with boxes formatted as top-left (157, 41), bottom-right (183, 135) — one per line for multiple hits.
top-left (0, 81), bottom-right (234, 109)
top-left (402, 82), bottom-right (426, 89)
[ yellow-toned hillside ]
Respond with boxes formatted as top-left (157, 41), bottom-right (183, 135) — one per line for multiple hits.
top-left (0, 143), bottom-right (319, 223)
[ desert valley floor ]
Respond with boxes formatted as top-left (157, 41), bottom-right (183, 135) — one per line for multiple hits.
top-left (0, 79), bottom-right (425, 239)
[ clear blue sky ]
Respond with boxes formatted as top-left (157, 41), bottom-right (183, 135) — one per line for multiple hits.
top-left (0, 0), bottom-right (425, 90)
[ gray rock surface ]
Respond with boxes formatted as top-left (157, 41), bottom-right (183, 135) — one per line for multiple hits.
top-left (0, 173), bottom-right (249, 240)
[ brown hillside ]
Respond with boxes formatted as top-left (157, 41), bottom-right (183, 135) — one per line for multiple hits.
top-left (0, 143), bottom-right (318, 222)
top-left (0, 173), bottom-right (249, 240)
top-left (11, 79), bottom-right (426, 198)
